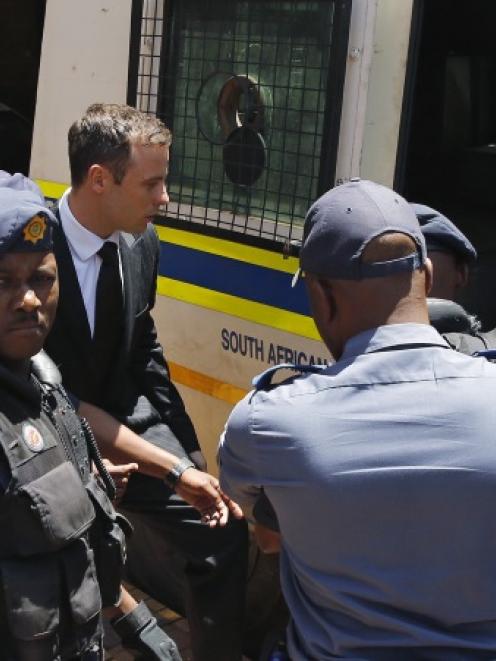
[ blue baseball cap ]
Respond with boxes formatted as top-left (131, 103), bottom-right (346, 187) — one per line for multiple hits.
top-left (412, 203), bottom-right (477, 264)
top-left (296, 179), bottom-right (426, 283)
top-left (0, 172), bottom-right (55, 256)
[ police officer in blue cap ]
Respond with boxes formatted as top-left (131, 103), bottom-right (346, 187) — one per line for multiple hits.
top-left (220, 179), bottom-right (496, 659)
top-left (0, 181), bottom-right (129, 660)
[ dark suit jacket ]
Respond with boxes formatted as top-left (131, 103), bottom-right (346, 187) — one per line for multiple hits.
top-left (45, 213), bottom-right (199, 458)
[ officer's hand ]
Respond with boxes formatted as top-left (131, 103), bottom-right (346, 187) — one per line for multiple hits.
top-left (175, 468), bottom-right (244, 527)
top-left (189, 450), bottom-right (207, 472)
top-left (101, 459), bottom-right (139, 505)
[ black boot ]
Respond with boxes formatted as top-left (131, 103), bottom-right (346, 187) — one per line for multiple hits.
top-left (112, 601), bottom-right (182, 661)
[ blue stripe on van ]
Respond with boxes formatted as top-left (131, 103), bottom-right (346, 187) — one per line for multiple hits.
top-left (158, 242), bottom-right (310, 316)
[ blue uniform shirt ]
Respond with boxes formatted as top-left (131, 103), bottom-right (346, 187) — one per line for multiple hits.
top-left (219, 323), bottom-right (496, 659)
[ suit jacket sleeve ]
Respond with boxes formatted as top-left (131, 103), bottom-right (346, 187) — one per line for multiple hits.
top-left (130, 227), bottom-right (200, 454)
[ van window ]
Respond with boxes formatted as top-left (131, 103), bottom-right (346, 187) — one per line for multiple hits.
top-left (128, 0), bottom-right (350, 247)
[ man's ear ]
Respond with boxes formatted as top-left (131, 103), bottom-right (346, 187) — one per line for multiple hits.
top-left (456, 262), bottom-right (469, 290)
top-left (318, 278), bottom-right (337, 323)
top-left (306, 276), bottom-right (336, 325)
top-left (424, 257), bottom-right (433, 295)
top-left (87, 164), bottom-right (111, 193)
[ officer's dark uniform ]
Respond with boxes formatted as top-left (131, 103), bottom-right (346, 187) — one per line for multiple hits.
top-left (428, 297), bottom-right (496, 355)
top-left (0, 353), bottom-right (121, 660)
top-left (0, 178), bottom-right (126, 660)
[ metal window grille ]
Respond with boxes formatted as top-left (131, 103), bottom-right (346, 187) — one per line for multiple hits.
top-left (129, 0), bottom-right (350, 247)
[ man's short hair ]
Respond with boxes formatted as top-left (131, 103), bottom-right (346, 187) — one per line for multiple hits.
top-left (68, 103), bottom-right (172, 187)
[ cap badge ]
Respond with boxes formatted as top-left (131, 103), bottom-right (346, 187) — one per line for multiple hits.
top-left (22, 214), bottom-right (47, 245)
top-left (22, 423), bottom-right (45, 452)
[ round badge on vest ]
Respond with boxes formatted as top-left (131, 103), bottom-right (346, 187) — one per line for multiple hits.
top-left (22, 423), bottom-right (45, 452)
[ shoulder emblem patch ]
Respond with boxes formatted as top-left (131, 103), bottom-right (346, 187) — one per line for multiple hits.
top-left (22, 424), bottom-right (45, 452)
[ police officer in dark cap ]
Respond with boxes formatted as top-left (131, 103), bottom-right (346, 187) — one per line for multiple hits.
top-left (412, 203), bottom-right (496, 353)
top-left (0, 179), bottom-right (128, 660)
top-left (412, 203), bottom-right (477, 300)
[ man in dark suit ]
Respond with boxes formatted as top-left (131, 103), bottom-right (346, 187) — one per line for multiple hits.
top-left (44, 103), bottom-right (248, 661)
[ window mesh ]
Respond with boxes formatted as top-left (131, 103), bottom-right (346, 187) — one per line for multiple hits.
top-left (133, 0), bottom-right (348, 244)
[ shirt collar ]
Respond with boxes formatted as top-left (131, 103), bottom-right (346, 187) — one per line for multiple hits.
top-left (59, 188), bottom-right (120, 261)
top-left (341, 323), bottom-right (450, 361)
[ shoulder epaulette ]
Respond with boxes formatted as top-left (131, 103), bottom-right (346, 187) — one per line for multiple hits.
top-left (252, 363), bottom-right (327, 391)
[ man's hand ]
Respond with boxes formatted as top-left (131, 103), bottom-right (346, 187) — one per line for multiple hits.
top-left (101, 459), bottom-right (139, 505)
top-left (175, 468), bottom-right (244, 528)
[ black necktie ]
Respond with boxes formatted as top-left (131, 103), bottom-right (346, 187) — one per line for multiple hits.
top-left (93, 242), bottom-right (123, 382)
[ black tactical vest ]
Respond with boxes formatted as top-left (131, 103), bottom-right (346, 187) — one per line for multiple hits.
top-left (428, 297), bottom-right (496, 355)
top-left (0, 353), bottom-right (125, 660)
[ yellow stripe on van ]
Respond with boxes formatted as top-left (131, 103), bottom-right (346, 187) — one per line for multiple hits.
top-left (169, 361), bottom-right (248, 405)
top-left (157, 276), bottom-right (320, 341)
top-left (155, 226), bottom-right (299, 274)
top-left (36, 179), bottom-right (69, 200)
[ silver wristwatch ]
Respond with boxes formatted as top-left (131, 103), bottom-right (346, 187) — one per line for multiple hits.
top-left (164, 458), bottom-right (195, 488)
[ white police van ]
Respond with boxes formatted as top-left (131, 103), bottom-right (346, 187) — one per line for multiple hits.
top-left (3, 0), bottom-right (495, 466)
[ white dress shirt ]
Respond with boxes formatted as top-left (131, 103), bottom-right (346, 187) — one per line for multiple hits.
top-left (58, 188), bottom-right (121, 336)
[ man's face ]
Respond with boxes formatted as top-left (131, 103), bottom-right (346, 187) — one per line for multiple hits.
top-left (103, 142), bottom-right (169, 235)
top-left (0, 251), bottom-right (58, 368)
top-left (428, 251), bottom-right (468, 300)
